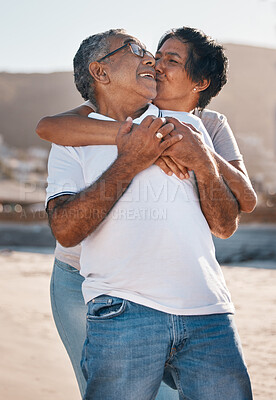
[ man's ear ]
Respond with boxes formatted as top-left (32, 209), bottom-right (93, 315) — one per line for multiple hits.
top-left (194, 78), bottom-right (210, 93)
top-left (89, 62), bottom-right (110, 84)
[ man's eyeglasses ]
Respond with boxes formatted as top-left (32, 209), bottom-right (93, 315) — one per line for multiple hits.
top-left (97, 42), bottom-right (154, 62)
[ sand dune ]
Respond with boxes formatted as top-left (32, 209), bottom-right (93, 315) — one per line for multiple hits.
top-left (0, 251), bottom-right (275, 399)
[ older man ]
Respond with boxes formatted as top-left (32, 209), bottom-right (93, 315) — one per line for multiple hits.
top-left (46, 29), bottom-right (251, 400)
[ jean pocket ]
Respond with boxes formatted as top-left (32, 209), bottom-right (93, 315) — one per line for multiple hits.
top-left (55, 258), bottom-right (79, 275)
top-left (87, 295), bottom-right (126, 320)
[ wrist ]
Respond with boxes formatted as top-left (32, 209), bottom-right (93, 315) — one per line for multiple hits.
top-left (114, 155), bottom-right (140, 180)
top-left (193, 149), bottom-right (219, 178)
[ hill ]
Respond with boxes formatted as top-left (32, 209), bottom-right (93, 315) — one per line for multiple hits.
top-left (0, 43), bottom-right (276, 200)
top-left (0, 72), bottom-right (82, 149)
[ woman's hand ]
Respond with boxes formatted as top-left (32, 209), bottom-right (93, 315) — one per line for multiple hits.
top-left (155, 156), bottom-right (189, 179)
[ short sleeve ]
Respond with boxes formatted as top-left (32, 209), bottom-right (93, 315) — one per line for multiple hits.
top-left (197, 109), bottom-right (243, 162)
top-left (46, 144), bottom-right (85, 206)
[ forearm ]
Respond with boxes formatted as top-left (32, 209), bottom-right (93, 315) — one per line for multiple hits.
top-left (210, 151), bottom-right (257, 213)
top-left (195, 153), bottom-right (239, 239)
top-left (46, 116), bottom-right (181, 247)
top-left (48, 156), bottom-right (135, 247)
top-left (36, 114), bottom-right (120, 146)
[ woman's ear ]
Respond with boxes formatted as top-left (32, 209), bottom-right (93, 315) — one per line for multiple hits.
top-left (89, 62), bottom-right (110, 84)
top-left (194, 78), bottom-right (210, 93)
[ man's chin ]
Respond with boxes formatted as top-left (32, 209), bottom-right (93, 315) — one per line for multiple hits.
top-left (146, 88), bottom-right (157, 102)
top-left (141, 79), bottom-right (157, 101)
top-left (151, 88), bottom-right (157, 99)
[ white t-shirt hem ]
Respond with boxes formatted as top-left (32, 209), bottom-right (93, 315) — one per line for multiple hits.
top-left (82, 287), bottom-right (235, 316)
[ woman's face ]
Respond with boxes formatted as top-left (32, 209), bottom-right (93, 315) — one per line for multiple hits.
top-left (154, 38), bottom-right (199, 112)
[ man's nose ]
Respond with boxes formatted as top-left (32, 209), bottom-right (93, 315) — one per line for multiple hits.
top-left (143, 53), bottom-right (155, 67)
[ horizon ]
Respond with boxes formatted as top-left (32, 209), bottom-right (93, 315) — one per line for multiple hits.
top-left (0, 41), bottom-right (275, 75)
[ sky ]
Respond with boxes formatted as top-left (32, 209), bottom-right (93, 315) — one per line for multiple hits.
top-left (1, 0), bottom-right (276, 73)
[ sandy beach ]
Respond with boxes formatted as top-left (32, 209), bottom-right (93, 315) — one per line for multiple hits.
top-left (0, 251), bottom-right (275, 400)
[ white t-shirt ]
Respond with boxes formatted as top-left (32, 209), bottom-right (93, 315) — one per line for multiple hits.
top-left (47, 104), bottom-right (234, 316)
top-left (54, 105), bottom-right (242, 269)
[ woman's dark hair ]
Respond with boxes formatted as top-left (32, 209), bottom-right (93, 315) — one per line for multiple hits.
top-left (157, 27), bottom-right (228, 109)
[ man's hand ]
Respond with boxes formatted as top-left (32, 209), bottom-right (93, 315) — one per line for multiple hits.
top-left (156, 117), bottom-right (239, 239)
top-left (47, 115), bottom-right (183, 247)
top-left (116, 116), bottom-right (183, 175)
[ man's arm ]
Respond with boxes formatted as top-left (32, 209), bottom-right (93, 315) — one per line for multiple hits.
top-left (194, 160), bottom-right (239, 239)
top-left (163, 118), bottom-right (239, 239)
top-left (211, 155), bottom-right (257, 213)
top-left (47, 156), bottom-right (138, 247)
top-left (47, 116), bottom-right (182, 247)
top-left (183, 122), bottom-right (257, 213)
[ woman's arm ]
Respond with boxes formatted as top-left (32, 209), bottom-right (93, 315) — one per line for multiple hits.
top-left (199, 110), bottom-right (257, 213)
top-left (36, 104), bottom-right (188, 179)
top-left (36, 104), bottom-right (121, 146)
top-left (211, 153), bottom-right (257, 213)
top-left (36, 105), bottom-right (257, 212)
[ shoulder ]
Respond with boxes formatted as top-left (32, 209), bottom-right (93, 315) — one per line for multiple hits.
top-left (194, 109), bottom-right (243, 161)
top-left (194, 108), bottom-right (227, 125)
top-left (194, 108), bottom-right (229, 140)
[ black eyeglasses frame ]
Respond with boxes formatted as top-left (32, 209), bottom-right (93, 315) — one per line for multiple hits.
top-left (97, 42), bottom-right (154, 62)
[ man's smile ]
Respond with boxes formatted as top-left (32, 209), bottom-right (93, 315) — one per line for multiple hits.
top-left (138, 70), bottom-right (156, 80)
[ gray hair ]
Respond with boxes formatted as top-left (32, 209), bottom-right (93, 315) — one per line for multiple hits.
top-left (73, 29), bottom-right (127, 106)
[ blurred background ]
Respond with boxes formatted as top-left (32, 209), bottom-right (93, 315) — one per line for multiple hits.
top-left (0, 0), bottom-right (275, 260)
top-left (0, 1), bottom-right (276, 399)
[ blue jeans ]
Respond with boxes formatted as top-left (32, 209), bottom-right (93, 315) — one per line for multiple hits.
top-left (82, 295), bottom-right (252, 400)
top-left (50, 259), bottom-right (177, 399)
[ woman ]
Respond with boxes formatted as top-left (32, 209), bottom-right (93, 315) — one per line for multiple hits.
top-left (37, 27), bottom-right (256, 399)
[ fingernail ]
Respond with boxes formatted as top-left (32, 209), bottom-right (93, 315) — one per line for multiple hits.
top-left (178, 134), bottom-right (183, 139)
top-left (180, 173), bottom-right (185, 179)
top-left (185, 173), bottom-right (189, 179)
top-left (126, 116), bottom-right (132, 122)
top-left (168, 171), bottom-right (173, 176)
